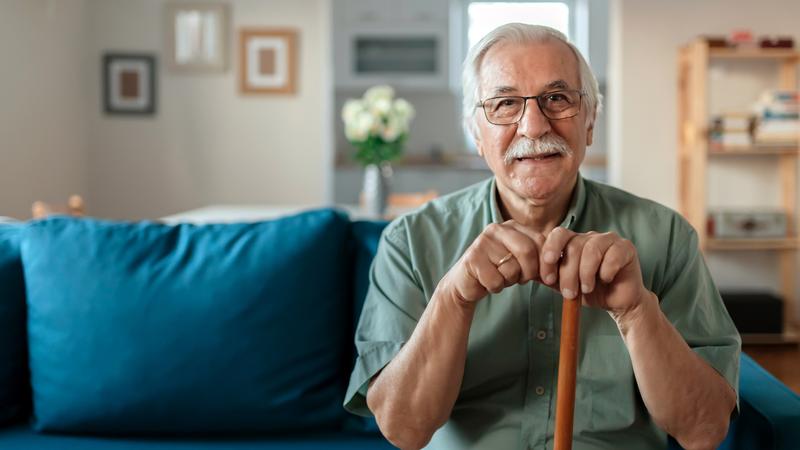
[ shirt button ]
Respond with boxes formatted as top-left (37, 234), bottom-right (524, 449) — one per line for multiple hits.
top-left (536, 330), bottom-right (547, 340)
top-left (535, 386), bottom-right (545, 396)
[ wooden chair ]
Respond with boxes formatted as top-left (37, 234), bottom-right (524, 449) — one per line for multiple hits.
top-left (31, 195), bottom-right (85, 219)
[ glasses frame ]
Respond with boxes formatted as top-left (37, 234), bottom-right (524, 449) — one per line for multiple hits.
top-left (477, 89), bottom-right (585, 125)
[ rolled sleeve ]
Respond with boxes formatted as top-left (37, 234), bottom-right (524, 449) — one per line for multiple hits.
top-left (344, 220), bottom-right (428, 417)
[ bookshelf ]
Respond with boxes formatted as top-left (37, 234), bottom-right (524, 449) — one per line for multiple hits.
top-left (677, 39), bottom-right (800, 344)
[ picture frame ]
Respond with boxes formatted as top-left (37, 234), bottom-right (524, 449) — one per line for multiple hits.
top-left (102, 53), bottom-right (157, 115)
top-left (166, 2), bottom-right (229, 72)
top-left (239, 28), bottom-right (298, 95)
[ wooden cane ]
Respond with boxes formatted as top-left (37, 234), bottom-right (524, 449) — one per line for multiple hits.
top-left (554, 295), bottom-right (581, 450)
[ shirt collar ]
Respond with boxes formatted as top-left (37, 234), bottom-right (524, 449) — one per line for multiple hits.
top-left (488, 173), bottom-right (587, 230)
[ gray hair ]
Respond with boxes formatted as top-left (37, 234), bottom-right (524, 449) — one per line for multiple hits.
top-left (462, 23), bottom-right (602, 139)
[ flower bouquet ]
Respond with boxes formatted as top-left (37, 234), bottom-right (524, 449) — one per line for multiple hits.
top-left (341, 85), bottom-right (415, 166)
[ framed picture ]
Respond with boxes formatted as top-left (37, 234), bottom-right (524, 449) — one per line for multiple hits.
top-left (239, 28), bottom-right (297, 94)
top-left (103, 53), bottom-right (156, 115)
top-left (166, 2), bottom-right (229, 72)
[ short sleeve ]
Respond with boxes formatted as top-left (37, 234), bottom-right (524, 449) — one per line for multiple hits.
top-left (657, 218), bottom-right (741, 412)
top-left (343, 220), bottom-right (429, 417)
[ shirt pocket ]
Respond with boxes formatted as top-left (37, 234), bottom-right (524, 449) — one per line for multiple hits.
top-left (579, 335), bottom-right (638, 432)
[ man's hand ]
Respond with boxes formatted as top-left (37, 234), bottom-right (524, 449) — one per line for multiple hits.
top-left (438, 220), bottom-right (546, 305)
top-left (538, 227), bottom-right (650, 321)
top-left (437, 223), bottom-right (650, 321)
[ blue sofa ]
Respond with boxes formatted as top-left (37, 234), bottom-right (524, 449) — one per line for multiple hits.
top-left (0, 210), bottom-right (797, 450)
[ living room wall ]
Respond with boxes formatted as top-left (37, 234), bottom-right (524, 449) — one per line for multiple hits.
top-left (85, 0), bottom-right (332, 219)
top-left (0, 0), bottom-right (89, 220)
top-left (608, 0), bottom-right (800, 313)
top-left (608, 0), bottom-right (800, 208)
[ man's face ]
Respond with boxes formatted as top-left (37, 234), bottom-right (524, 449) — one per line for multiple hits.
top-left (474, 40), bottom-right (594, 205)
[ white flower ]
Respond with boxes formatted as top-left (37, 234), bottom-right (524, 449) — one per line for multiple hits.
top-left (363, 85), bottom-right (395, 106)
top-left (341, 99), bottom-right (364, 124)
top-left (341, 84), bottom-right (414, 147)
top-left (370, 98), bottom-right (392, 116)
top-left (381, 114), bottom-right (403, 142)
top-left (392, 98), bottom-right (415, 123)
top-left (346, 110), bottom-right (375, 142)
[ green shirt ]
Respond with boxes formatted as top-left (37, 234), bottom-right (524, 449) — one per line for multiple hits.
top-left (344, 175), bottom-right (740, 450)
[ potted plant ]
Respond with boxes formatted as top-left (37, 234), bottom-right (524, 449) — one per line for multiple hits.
top-left (342, 85), bottom-right (415, 217)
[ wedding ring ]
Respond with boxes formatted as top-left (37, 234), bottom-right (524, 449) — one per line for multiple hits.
top-left (496, 252), bottom-right (514, 267)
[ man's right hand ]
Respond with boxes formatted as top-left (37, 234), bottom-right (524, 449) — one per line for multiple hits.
top-left (437, 220), bottom-right (546, 304)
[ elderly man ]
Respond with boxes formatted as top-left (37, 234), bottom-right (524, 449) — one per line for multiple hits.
top-left (344, 23), bottom-right (739, 450)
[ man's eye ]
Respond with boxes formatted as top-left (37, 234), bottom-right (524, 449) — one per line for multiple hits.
top-left (499, 99), bottom-right (518, 107)
top-left (546, 94), bottom-right (568, 103)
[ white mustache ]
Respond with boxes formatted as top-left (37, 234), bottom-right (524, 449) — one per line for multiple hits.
top-left (504, 134), bottom-right (573, 165)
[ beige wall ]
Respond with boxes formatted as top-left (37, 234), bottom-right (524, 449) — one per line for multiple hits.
top-left (85, 0), bottom-right (332, 219)
top-left (0, 0), bottom-right (88, 220)
top-left (609, 0), bottom-right (800, 312)
top-left (609, 0), bottom-right (800, 208)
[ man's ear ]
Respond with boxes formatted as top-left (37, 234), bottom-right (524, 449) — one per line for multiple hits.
top-left (468, 120), bottom-right (484, 156)
top-left (586, 123), bottom-right (594, 147)
top-left (585, 114), bottom-right (595, 147)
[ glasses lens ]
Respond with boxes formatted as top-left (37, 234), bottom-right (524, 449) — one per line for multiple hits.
top-left (483, 97), bottom-right (525, 125)
top-left (539, 90), bottom-right (581, 119)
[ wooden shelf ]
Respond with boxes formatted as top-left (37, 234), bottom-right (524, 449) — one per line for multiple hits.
top-left (709, 47), bottom-right (800, 61)
top-left (709, 146), bottom-right (800, 156)
top-left (680, 38), bottom-right (800, 345)
top-left (741, 326), bottom-right (800, 345)
top-left (705, 238), bottom-right (799, 251)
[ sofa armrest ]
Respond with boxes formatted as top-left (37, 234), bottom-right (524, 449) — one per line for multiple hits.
top-left (719, 353), bottom-right (800, 450)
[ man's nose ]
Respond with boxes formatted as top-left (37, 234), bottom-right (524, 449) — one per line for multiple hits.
top-left (516, 98), bottom-right (551, 139)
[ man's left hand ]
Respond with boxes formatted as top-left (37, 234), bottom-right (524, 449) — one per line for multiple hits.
top-left (538, 227), bottom-right (650, 322)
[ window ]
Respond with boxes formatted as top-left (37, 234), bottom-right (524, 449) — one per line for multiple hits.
top-left (467, 2), bottom-right (571, 49)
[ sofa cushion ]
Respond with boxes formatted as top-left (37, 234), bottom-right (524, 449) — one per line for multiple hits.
top-left (0, 424), bottom-right (396, 450)
top-left (343, 221), bottom-right (388, 434)
top-left (717, 353), bottom-right (800, 450)
top-left (350, 221), bottom-right (389, 330)
top-left (21, 211), bottom-right (353, 435)
top-left (0, 223), bottom-right (30, 426)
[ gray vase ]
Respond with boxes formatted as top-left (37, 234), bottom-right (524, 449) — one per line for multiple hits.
top-left (362, 163), bottom-right (392, 218)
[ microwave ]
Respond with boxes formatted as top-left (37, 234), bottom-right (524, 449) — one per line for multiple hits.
top-left (332, 0), bottom-right (454, 90)
top-left (336, 30), bottom-right (450, 90)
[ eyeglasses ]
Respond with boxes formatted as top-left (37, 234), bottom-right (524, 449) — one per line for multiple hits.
top-left (477, 89), bottom-right (584, 125)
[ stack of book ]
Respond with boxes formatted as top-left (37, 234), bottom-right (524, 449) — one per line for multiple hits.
top-left (753, 90), bottom-right (800, 146)
top-left (709, 113), bottom-right (753, 150)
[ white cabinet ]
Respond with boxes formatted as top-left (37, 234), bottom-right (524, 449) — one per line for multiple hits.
top-left (333, 0), bottom-right (452, 90)
top-left (343, 0), bottom-right (448, 25)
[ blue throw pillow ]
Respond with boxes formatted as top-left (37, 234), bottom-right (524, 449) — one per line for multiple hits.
top-left (344, 220), bottom-right (388, 434)
top-left (21, 210), bottom-right (353, 435)
top-left (0, 224), bottom-right (30, 426)
top-left (350, 220), bottom-right (389, 330)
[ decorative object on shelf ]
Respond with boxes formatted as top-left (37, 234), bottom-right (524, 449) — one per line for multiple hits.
top-left (32, 195), bottom-right (85, 219)
top-left (707, 210), bottom-right (788, 239)
top-left (700, 33), bottom-right (794, 50)
top-left (729, 29), bottom-right (755, 48)
top-left (759, 37), bottom-right (794, 49)
top-left (342, 85), bottom-right (416, 217)
top-left (753, 90), bottom-right (799, 146)
top-left (166, 2), bottom-right (229, 73)
top-left (102, 53), bottom-right (156, 115)
top-left (709, 113), bottom-right (754, 150)
top-left (721, 291), bottom-right (784, 335)
top-left (239, 28), bottom-right (297, 95)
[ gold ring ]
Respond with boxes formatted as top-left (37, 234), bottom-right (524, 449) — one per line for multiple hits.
top-left (496, 252), bottom-right (514, 267)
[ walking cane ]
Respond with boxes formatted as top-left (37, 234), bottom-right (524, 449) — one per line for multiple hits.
top-left (554, 295), bottom-right (581, 450)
